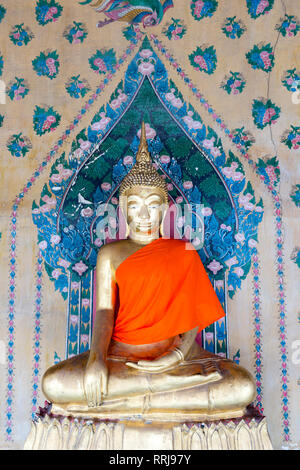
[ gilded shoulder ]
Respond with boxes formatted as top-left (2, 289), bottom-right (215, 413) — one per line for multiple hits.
top-left (96, 239), bottom-right (128, 264)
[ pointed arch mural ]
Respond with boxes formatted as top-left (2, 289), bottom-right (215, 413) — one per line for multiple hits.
top-left (32, 37), bottom-right (263, 361)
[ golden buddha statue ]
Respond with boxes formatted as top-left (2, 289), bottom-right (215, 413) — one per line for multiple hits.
top-left (42, 122), bottom-right (256, 421)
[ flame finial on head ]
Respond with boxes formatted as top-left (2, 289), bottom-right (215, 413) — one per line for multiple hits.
top-left (119, 121), bottom-right (168, 202)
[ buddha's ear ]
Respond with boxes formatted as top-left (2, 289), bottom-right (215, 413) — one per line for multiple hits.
top-left (119, 194), bottom-right (130, 239)
top-left (160, 201), bottom-right (168, 237)
top-left (119, 194), bottom-right (127, 216)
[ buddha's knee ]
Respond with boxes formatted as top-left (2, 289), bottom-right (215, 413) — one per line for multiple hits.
top-left (42, 364), bottom-right (64, 403)
top-left (209, 362), bottom-right (256, 411)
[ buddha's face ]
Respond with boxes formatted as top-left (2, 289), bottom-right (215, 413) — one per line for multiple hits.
top-left (123, 186), bottom-right (167, 239)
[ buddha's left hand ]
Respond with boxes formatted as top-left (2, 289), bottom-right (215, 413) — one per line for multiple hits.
top-left (126, 350), bottom-right (182, 373)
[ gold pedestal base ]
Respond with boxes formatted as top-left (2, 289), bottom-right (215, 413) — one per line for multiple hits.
top-left (24, 403), bottom-right (273, 450)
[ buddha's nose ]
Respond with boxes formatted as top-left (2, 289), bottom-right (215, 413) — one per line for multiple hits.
top-left (139, 203), bottom-right (150, 219)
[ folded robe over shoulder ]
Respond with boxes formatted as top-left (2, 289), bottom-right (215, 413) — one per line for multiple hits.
top-left (112, 237), bottom-right (225, 345)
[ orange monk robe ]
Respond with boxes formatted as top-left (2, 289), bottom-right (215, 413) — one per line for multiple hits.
top-left (113, 238), bottom-right (225, 345)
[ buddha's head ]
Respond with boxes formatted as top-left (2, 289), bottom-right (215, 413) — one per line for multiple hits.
top-left (119, 122), bottom-right (168, 241)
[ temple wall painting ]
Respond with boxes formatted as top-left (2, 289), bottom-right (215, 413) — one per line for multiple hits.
top-left (0, 0), bottom-right (299, 449)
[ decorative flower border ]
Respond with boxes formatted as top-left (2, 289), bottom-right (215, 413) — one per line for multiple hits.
top-left (149, 33), bottom-right (291, 444)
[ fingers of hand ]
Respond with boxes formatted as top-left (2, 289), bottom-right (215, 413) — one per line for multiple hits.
top-left (85, 376), bottom-right (102, 407)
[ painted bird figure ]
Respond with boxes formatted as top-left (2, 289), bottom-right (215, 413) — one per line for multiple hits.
top-left (80, 0), bottom-right (173, 28)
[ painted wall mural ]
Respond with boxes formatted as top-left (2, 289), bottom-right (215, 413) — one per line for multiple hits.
top-left (0, 0), bottom-right (299, 451)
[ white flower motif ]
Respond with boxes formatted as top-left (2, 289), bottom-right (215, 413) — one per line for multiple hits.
top-left (139, 49), bottom-right (153, 59)
top-left (51, 234), bottom-right (61, 244)
top-left (72, 260), bottom-right (88, 276)
top-left (207, 259), bottom-right (223, 275)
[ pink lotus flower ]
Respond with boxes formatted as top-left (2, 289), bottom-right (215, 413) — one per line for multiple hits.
top-left (183, 115), bottom-right (194, 128)
top-left (101, 182), bottom-right (111, 191)
top-left (73, 148), bottom-right (84, 159)
top-left (42, 195), bottom-right (56, 206)
top-left (72, 260), bottom-right (88, 276)
top-left (139, 49), bottom-right (153, 59)
top-left (94, 238), bottom-right (103, 247)
top-left (137, 123), bottom-right (156, 140)
top-left (167, 183), bottom-right (173, 191)
top-left (81, 207), bottom-right (94, 217)
top-left (171, 97), bottom-right (183, 108)
top-left (50, 173), bottom-right (63, 183)
top-left (47, 115), bottom-right (56, 123)
top-left (110, 98), bottom-right (121, 110)
top-left (58, 258), bottom-right (71, 269)
top-left (211, 146), bottom-right (221, 158)
top-left (207, 259), bottom-right (222, 275)
top-left (79, 139), bottom-right (92, 151)
top-left (50, 234), bottom-right (61, 244)
top-left (160, 155), bottom-right (170, 164)
top-left (118, 92), bottom-right (128, 103)
top-left (201, 207), bottom-right (212, 216)
top-left (225, 256), bottom-right (238, 268)
top-left (234, 232), bottom-right (245, 243)
top-left (91, 116), bottom-right (110, 131)
top-left (248, 238), bottom-right (258, 248)
top-left (234, 266), bottom-right (244, 277)
top-left (138, 61), bottom-right (154, 75)
top-left (52, 269), bottom-right (61, 279)
top-left (38, 240), bottom-right (47, 250)
top-left (202, 138), bottom-right (215, 149)
top-left (61, 168), bottom-right (73, 179)
top-left (176, 196), bottom-right (183, 203)
top-left (183, 180), bottom-right (193, 190)
top-left (94, 58), bottom-right (106, 72)
top-left (239, 193), bottom-right (254, 210)
top-left (123, 155), bottom-right (133, 165)
top-left (165, 89), bottom-right (176, 101)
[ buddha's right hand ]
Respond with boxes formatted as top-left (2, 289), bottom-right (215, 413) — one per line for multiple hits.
top-left (83, 356), bottom-right (108, 407)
